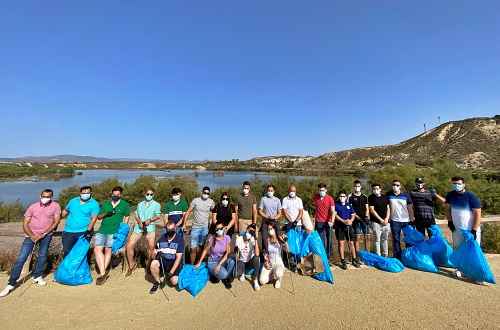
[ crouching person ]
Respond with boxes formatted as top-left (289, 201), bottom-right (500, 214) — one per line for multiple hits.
top-left (149, 221), bottom-right (184, 294)
top-left (259, 221), bottom-right (289, 289)
top-left (195, 221), bottom-right (235, 289)
top-left (235, 224), bottom-right (260, 291)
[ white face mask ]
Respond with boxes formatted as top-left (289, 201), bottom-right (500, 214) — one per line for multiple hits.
top-left (242, 189), bottom-right (250, 195)
top-left (40, 197), bottom-right (51, 205)
top-left (340, 197), bottom-right (346, 203)
top-left (392, 185), bottom-right (400, 192)
top-left (268, 229), bottom-right (275, 236)
top-left (267, 191), bottom-right (274, 197)
top-left (245, 232), bottom-right (252, 240)
top-left (289, 192), bottom-right (296, 198)
top-left (354, 186), bottom-right (361, 192)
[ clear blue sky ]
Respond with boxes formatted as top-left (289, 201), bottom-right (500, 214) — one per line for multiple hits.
top-left (1, 1), bottom-right (499, 161)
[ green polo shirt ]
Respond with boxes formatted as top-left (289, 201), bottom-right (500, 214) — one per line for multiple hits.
top-left (98, 199), bottom-right (131, 234)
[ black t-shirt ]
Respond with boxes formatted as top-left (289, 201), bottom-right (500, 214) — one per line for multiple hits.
top-left (368, 194), bottom-right (389, 224)
top-left (348, 193), bottom-right (368, 219)
top-left (212, 203), bottom-right (236, 236)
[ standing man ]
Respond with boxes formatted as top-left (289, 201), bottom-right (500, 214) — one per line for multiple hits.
top-left (164, 187), bottom-right (189, 235)
top-left (368, 183), bottom-right (390, 257)
top-left (309, 183), bottom-right (335, 265)
top-left (94, 186), bottom-right (130, 284)
top-left (409, 177), bottom-right (445, 238)
top-left (258, 184), bottom-right (283, 251)
top-left (386, 180), bottom-right (414, 261)
top-left (0, 189), bottom-right (61, 297)
top-left (61, 186), bottom-right (100, 258)
top-left (234, 181), bottom-right (258, 234)
top-left (334, 191), bottom-right (360, 269)
top-left (126, 188), bottom-right (161, 277)
top-left (183, 186), bottom-right (215, 264)
top-left (282, 185), bottom-right (304, 271)
top-left (348, 180), bottom-right (371, 255)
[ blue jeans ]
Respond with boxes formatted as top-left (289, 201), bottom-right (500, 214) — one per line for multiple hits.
top-left (62, 231), bottom-right (90, 258)
top-left (207, 256), bottom-right (235, 280)
top-left (315, 222), bottom-right (333, 258)
top-left (284, 222), bottom-right (301, 268)
top-left (9, 235), bottom-right (53, 286)
top-left (390, 221), bottom-right (411, 260)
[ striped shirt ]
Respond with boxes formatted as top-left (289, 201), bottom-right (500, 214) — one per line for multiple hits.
top-left (409, 189), bottom-right (436, 220)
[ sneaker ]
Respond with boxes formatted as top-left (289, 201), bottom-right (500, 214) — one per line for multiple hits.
top-left (475, 280), bottom-right (485, 285)
top-left (290, 265), bottom-right (297, 272)
top-left (340, 260), bottom-right (348, 270)
top-left (32, 277), bottom-right (47, 286)
top-left (222, 278), bottom-right (232, 289)
top-left (0, 285), bottom-right (14, 297)
top-left (352, 259), bottom-right (361, 269)
top-left (209, 274), bottom-right (220, 284)
top-left (238, 274), bottom-right (245, 282)
top-left (149, 281), bottom-right (160, 294)
top-left (274, 279), bottom-right (281, 289)
top-left (253, 280), bottom-right (260, 291)
top-left (453, 270), bottom-right (462, 278)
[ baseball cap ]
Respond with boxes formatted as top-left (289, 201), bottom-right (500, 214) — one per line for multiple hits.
top-left (415, 177), bottom-right (424, 183)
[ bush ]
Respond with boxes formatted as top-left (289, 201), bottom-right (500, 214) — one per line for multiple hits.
top-left (0, 251), bottom-right (17, 273)
top-left (0, 198), bottom-right (25, 223)
top-left (482, 223), bottom-right (500, 253)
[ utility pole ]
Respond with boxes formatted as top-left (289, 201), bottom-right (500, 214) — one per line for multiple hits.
top-left (437, 116), bottom-right (441, 125)
top-left (424, 123), bottom-right (427, 133)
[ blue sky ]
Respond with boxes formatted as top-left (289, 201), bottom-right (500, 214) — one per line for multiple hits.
top-left (1, 1), bottom-right (499, 161)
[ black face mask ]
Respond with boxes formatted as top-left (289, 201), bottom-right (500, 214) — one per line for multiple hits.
top-left (166, 229), bottom-right (176, 237)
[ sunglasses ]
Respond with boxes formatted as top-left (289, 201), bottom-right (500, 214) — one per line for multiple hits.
top-left (146, 193), bottom-right (154, 196)
top-left (222, 197), bottom-right (229, 201)
top-left (393, 184), bottom-right (400, 187)
top-left (203, 192), bottom-right (210, 195)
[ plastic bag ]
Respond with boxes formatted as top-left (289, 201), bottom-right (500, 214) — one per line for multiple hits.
top-left (178, 262), bottom-right (209, 297)
top-left (111, 222), bottom-right (130, 253)
top-left (300, 231), bottom-right (334, 283)
top-left (449, 229), bottom-right (497, 284)
top-left (401, 226), bottom-right (439, 273)
top-left (54, 236), bottom-right (93, 285)
top-left (359, 250), bottom-right (404, 273)
top-left (427, 225), bottom-right (454, 267)
top-left (286, 229), bottom-right (301, 255)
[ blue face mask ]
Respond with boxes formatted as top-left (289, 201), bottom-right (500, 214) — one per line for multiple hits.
top-left (172, 195), bottom-right (180, 201)
top-left (453, 184), bottom-right (463, 192)
top-left (81, 193), bottom-right (91, 201)
top-left (202, 194), bottom-right (210, 199)
top-left (319, 191), bottom-right (326, 197)
top-left (373, 189), bottom-right (381, 195)
top-left (221, 200), bottom-right (229, 206)
top-left (111, 196), bottom-right (120, 201)
top-left (146, 195), bottom-right (153, 201)
top-left (216, 229), bottom-right (224, 236)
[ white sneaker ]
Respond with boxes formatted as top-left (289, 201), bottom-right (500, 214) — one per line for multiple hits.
top-left (475, 280), bottom-right (485, 285)
top-left (33, 277), bottom-right (47, 286)
top-left (274, 279), bottom-right (281, 289)
top-left (453, 270), bottom-right (462, 278)
top-left (0, 285), bottom-right (14, 297)
top-left (239, 274), bottom-right (245, 282)
top-left (253, 280), bottom-right (260, 291)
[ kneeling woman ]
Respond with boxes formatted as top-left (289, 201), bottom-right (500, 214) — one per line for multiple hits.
top-left (259, 221), bottom-right (289, 289)
top-left (195, 221), bottom-right (235, 289)
top-left (235, 224), bottom-right (260, 291)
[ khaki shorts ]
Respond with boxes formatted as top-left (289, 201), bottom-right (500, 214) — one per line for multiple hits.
top-left (238, 219), bottom-right (256, 235)
top-left (129, 231), bottom-right (155, 242)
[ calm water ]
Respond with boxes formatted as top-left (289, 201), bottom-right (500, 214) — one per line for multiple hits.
top-left (0, 170), bottom-right (276, 206)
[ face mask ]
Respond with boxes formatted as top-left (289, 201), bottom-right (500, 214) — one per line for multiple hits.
top-left (111, 196), bottom-right (120, 201)
top-left (453, 184), bottom-right (463, 192)
top-left (172, 195), bottom-right (180, 201)
top-left (202, 193), bottom-right (210, 199)
top-left (268, 229), bottom-right (275, 236)
top-left (416, 183), bottom-right (424, 189)
top-left (166, 229), bottom-right (176, 237)
top-left (243, 189), bottom-right (250, 195)
top-left (81, 193), bottom-right (91, 201)
top-left (145, 195), bottom-right (153, 201)
top-left (392, 185), bottom-right (400, 192)
top-left (373, 189), bottom-right (380, 195)
top-left (267, 191), bottom-right (274, 197)
top-left (354, 186), bottom-right (361, 192)
top-left (319, 191), bottom-right (326, 197)
top-left (340, 197), bottom-right (346, 203)
top-left (221, 200), bottom-right (229, 206)
top-left (216, 229), bottom-right (224, 236)
top-left (245, 232), bottom-right (252, 240)
top-left (40, 198), bottom-right (51, 205)
top-left (289, 192), bottom-right (296, 198)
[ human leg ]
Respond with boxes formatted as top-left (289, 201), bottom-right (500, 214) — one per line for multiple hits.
top-left (259, 265), bottom-right (272, 285)
top-left (316, 222), bottom-right (326, 251)
top-left (33, 234), bottom-right (52, 279)
top-left (381, 224), bottom-right (390, 257)
top-left (371, 222), bottom-right (382, 256)
top-left (8, 237), bottom-right (36, 286)
top-left (390, 221), bottom-right (404, 260)
top-left (62, 231), bottom-right (83, 258)
top-left (94, 245), bottom-right (106, 276)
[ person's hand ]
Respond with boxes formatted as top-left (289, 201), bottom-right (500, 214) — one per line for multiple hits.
top-left (447, 221), bottom-right (456, 232)
top-left (145, 219), bottom-right (151, 226)
top-left (181, 224), bottom-right (186, 231)
top-left (165, 272), bottom-right (173, 281)
top-left (223, 226), bottom-right (228, 234)
top-left (470, 229), bottom-right (477, 240)
top-left (430, 187), bottom-right (437, 195)
top-left (328, 222), bottom-right (333, 227)
top-left (138, 221), bottom-right (144, 229)
top-left (84, 230), bottom-right (93, 242)
top-left (363, 216), bottom-right (370, 225)
top-left (194, 263), bottom-right (200, 270)
top-left (155, 251), bottom-right (163, 260)
top-left (410, 220), bottom-right (416, 228)
top-left (281, 234), bottom-right (288, 242)
top-left (105, 211), bottom-right (114, 217)
top-left (214, 264), bottom-right (221, 275)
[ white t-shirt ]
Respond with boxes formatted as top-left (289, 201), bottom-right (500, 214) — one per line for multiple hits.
top-left (267, 241), bottom-right (282, 261)
top-left (236, 235), bottom-right (256, 263)
top-left (282, 196), bottom-right (304, 225)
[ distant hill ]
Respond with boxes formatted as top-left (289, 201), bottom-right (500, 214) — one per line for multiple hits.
top-left (298, 115), bottom-right (500, 171)
top-left (0, 154), bottom-right (201, 164)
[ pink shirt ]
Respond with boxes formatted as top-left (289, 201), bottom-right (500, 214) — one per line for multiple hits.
top-left (24, 201), bottom-right (62, 235)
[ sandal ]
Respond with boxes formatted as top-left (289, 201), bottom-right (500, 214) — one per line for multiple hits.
top-left (125, 263), bottom-right (137, 277)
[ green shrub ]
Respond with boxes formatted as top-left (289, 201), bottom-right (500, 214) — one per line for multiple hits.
top-left (482, 223), bottom-right (500, 253)
top-left (0, 198), bottom-right (25, 223)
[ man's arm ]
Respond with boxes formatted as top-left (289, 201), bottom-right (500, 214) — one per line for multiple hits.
top-left (61, 209), bottom-right (69, 218)
top-left (472, 208), bottom-right (481, 231)
top-left (252, 203), bottom-right (258, 224)
top-left (275, 208), bottom-right (282, 219)
top-left (368, 205), bottom-right (383, 223)
top-left (181, 206), bottom-right (193, 230)
top-left (282, 207), bottom-right (291, 222)
top-left (434, 193), bottom-right (446, 204)
top-left (258, 208), bottom-right (267, 219)
top-left (22, 216), bottom-right (38, 242)
top-left (87, 215), bottom-right (98, 231)
top-left (365, 204), bottom-right (370, 218)
top-left (45, 213), bottom-right (62, 235)
top-left (407, 204), bottom-right (414, 220)
top-left (329, 205), bottom-right (335, 226)
top-left (444, 203), bottom-right (452, 222)
top-left (123, 215), bottom-right (130, 224)
top-left (297, 208), bottom-right (303, 222)
top-left (170, 252), bottom-right (183, 275)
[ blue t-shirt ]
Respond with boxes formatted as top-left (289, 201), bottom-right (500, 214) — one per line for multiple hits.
top-left (64, 197), bottom-right (100, 233)
top-left (156, 234), bottom-right (185, 271)
top-left (334, 202), bottom-right (355, 228)
top-left (386, 191), bottom-right (413, 222)
top-left (445, 190), bottom-right (481, 230)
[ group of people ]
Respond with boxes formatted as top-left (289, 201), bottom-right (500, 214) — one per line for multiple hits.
top-left (0, 176), bottom-right (482, 297)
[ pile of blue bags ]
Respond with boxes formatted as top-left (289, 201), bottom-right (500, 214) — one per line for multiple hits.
top-left (401, 226), bottom-right (439, 273)
top-left (111, 222), bottom-right (130, 253)
top-left (54, 236), bottom-right (93, 285)
top-left (427, 225), bottom-right (454, 267)
top-left (359, 250), bottom-right (404, 273)
top-left (178, 262), bottom-right (210, 297)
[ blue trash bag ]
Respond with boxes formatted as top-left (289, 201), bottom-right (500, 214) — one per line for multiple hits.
top-left (111, 222), bottom-right (130, 253)
top-left (427, 225), bottom-right (454, 267)
top-left (286, 229), bottom-right (301, 255)
top-left (449, 229), bottom-right (497, 284)
top-left (401, 225), bottom-right (439, 273)
top-left (54, 236), bottom-right (93, 285)
top-left (178, 262), bottom-right (210, 297)
top-left (402, 224), bottom-right (426, 245)
top-left (359, 250), bottom-right (404, 273)
top-left (300, 231), bottom-right (334, 284)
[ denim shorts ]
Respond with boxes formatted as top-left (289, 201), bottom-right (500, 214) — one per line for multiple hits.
top-left (190, 226), bottom-right (208, 248)
top-left (353, 220), bottom-right (371, 235)
top-left (94, 233), bottom-right (115, 248)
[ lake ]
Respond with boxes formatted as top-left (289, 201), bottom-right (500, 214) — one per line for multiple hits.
top-left (0, 169), bottom-right (277, 206)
